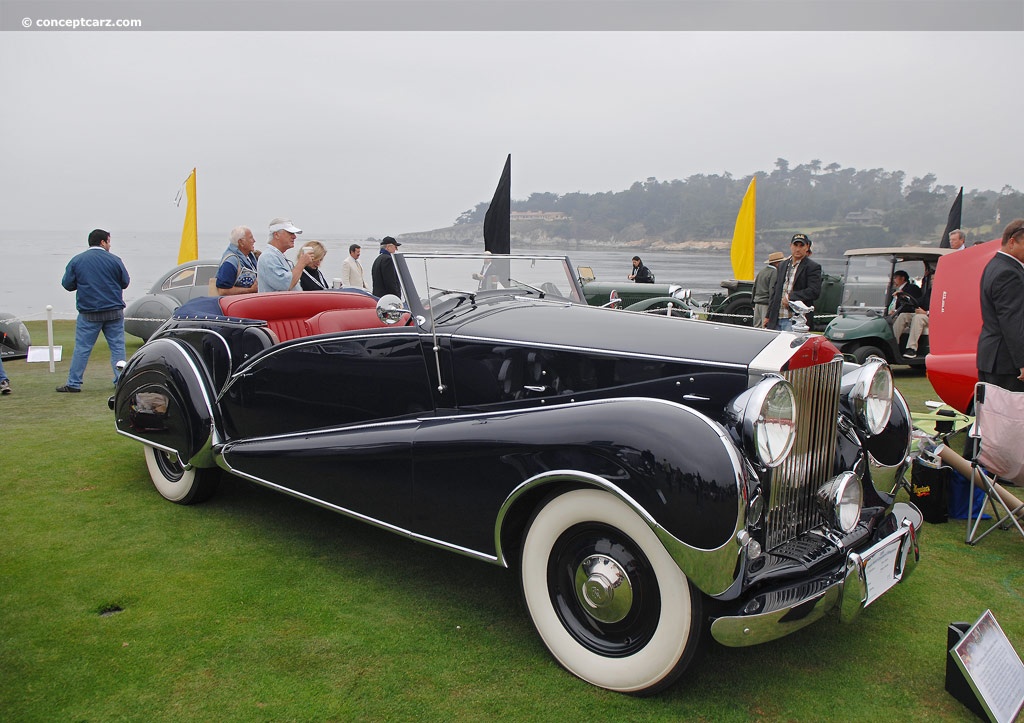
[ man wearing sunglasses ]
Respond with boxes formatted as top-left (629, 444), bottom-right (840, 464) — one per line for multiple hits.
top-left (765, 233), bottom-right (822, 331)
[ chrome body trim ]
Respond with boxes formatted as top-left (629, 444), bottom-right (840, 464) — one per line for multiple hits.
top-left (216, 456), bottom-right (499, 564)
top-left (114, 430), bottom-right (178, 456)
top-left (226, 329), bottom-right (420, 378)
top-left (452, 333), bottom-right (748, 371)
top-left (159, 327), bottom-right (234, 395)
top-left (167, 337), bottom-right (218, 443)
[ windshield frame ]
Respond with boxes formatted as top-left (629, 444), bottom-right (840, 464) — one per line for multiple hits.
top-left (394, 253), bottom-right (585, 319)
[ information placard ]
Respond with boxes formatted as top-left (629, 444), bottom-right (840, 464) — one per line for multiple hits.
top-left (950, 610), bottom-right (1024, 723)
top-left (26, 345), bottom-right (62, 362)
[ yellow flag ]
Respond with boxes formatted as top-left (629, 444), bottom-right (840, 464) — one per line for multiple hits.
top-left (730, 177), bottom-right (756, 280)
top-left (178, 168), bottom-right (198, 264)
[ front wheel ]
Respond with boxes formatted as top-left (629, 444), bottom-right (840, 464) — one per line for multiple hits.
top-left (143, 445), bottom-right (220, 504)
top-left (852, 344), bottom-right (887, 365)
top-left (520, 488), bottom-right (703, 694)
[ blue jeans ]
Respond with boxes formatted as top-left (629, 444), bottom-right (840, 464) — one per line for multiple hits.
top-left (776, 318), bottom-right (794, 332)
top-left (67, 314), bottom-right (126, 388)
top-left (0, 355), bottom-right (7, 383)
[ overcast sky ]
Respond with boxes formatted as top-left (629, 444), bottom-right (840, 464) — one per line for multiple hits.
top-left (1, 30), bottom-right (1021, 240)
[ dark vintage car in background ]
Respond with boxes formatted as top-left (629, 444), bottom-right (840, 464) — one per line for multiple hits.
top-left (579, 267), bottom-right (844, 327)
top-left (0, 312), bottom-right (32, 359)
top-left (123, 259), bottom-right (220, 341)
top-left (110, 252), bottom-right (921, 694)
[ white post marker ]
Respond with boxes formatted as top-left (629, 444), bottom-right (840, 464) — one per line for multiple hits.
top-left (27, 306), bottom-right (63, 368)
top-left (46, 305), bottom-right (55, 373)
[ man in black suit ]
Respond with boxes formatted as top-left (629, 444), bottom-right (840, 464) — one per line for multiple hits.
top-left (765, 233), bottom-right (822, 331)
top-left (371, 236), bottom-right (402, 297)
top-left (978, 218), bottom-right (1024, 392)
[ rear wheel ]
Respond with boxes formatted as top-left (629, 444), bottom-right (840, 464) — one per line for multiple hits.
top-left (715, 297), bottom-right (754, 326)
top-left (520, 488), bottom-right (703, 694)
top-left (143, 445), bottom-right (220, 504)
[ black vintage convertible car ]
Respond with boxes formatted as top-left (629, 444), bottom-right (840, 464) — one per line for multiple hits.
top-left (110, 253), bottom-right (921, 694)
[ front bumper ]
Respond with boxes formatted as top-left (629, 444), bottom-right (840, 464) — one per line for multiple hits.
top-left (709, 502), bottom-right (921, 647)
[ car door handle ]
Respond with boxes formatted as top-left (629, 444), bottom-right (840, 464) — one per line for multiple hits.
top-left (524, 385), bottom-right (548, 393)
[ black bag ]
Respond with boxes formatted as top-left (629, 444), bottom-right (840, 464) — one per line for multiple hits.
top-left (909, 459), bottom-right (949, 524)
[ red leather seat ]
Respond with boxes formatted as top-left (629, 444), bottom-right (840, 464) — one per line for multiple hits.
top-left (219, 291), bottom-right (378, 342)
top-left (306, 308), bottom-right (388, 335)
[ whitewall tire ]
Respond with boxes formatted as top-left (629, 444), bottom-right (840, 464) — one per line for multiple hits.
top-left (520, 488), bottom-right (703, 694)
top-left (143, 445), bottom-right (219, 505)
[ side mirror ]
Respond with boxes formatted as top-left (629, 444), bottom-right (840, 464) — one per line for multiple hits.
top-left (376, 295), bottom-right (409, 325)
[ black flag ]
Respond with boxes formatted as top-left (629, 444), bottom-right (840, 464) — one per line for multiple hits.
top-left (483, 154), bottom-right (511, 255)
top-left (939, 187), bottom-right (963, 248)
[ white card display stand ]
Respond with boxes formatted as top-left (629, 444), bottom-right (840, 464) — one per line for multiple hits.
top-left (26, 346), bottom-right (62, 362)
top-left (946, 610), bottom-right (1024, 722)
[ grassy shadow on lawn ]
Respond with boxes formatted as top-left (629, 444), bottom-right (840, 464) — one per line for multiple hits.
top-left (1, 323), bottom-right (1020, 721)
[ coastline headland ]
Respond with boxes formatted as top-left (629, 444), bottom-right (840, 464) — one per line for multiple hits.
top-left (397, 223), bottom-right (731, 253)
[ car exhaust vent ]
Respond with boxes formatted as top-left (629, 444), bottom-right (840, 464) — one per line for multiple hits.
top-left (764, 357), bottom-right (843, 551)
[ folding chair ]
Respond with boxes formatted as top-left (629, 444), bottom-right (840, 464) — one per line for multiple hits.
top-left (965, 383), bottom-right (1024, 545)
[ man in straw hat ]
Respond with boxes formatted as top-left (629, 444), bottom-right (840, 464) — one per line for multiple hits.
top-left (753, 251), bottom-right (784, 328)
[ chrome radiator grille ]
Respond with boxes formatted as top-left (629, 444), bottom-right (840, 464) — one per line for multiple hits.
top-left (764, 357), bottom-right (844, 551)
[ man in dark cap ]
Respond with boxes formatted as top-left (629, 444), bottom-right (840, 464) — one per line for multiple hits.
top-left (765, 233), bottom-right (822, 331)
top-left (371, 236), bottom-right (402, 297)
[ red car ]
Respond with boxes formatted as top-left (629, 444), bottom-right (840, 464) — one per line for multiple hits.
top-left (927, 239), bottom-right (1001, 413)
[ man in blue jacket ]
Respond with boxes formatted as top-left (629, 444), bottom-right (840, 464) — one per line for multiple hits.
top-left (57, 229), bottom-right (131, 393)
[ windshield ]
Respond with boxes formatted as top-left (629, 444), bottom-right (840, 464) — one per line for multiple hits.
top-left (840, 255), bottom-right (937, 313)
top-left (398, 254), bottom-right (584, 311)
top-left (840, 256), bottom-right (894, 310)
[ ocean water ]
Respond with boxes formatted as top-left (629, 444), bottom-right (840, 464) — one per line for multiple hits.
top-left (0, 229), bottom-right (844, 322)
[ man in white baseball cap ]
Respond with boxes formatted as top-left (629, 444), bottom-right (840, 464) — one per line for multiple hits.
top-left (257, 217), bottom-right (310, 292)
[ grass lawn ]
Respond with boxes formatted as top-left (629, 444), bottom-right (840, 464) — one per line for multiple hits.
top-left (1, 323), bottom-right (1020, 721)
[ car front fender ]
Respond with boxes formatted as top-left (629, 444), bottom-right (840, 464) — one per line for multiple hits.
top-left (480, 397), bottom-right (747, 596)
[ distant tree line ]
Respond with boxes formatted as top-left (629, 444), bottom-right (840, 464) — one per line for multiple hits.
top-left (454, 159), bottom-right (1024, 249)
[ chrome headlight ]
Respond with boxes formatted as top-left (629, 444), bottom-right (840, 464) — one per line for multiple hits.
top-left (843, 358), bottom-right (893, 435)
top-left (817, 471), bottom-right (864, 533)
top-left (729, 376), bottom-right (797, 468)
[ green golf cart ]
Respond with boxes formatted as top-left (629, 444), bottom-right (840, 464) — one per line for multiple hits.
top-left (823, 246), bottom-right (953, 366)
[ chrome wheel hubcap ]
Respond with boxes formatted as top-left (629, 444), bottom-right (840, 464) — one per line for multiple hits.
top-left (575, 555), bottom-right (633, 623)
